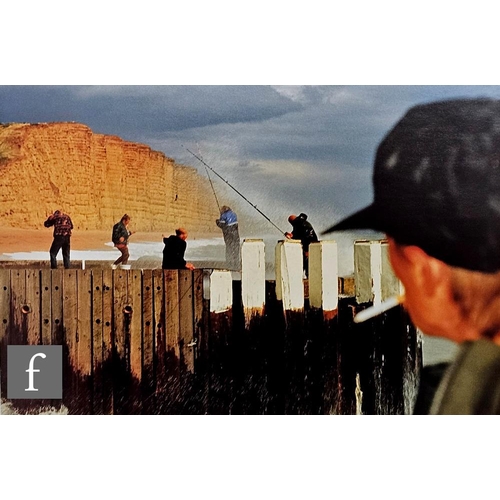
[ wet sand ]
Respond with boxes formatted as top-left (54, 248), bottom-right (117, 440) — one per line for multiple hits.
top-left (0, 227), bottom-right (219, 254)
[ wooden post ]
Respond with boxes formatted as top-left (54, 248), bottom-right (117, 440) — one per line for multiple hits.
top-left (380, 240), bottom-right (420, 415)
top-left (308, 241), bottom-right (340, 414)
top-left (275, 240), bottom-right (305, 414)
top-left (355, 239), bottom-right (383, 306)
top-left (238, 239), bottom-right (267, 414)
top-left (208, 270), bottom-right (233, 414)
top-left (353, 239), bottom-right (414, 415)
top-left (241, 239), bottom-right (266, 325)
top-left (275, 240), bottom-right (304, 310)
top-left (308, 241), bottom-right (338, 315)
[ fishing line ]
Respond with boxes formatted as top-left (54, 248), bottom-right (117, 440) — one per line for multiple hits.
top-left (184, 147), bottom-right (287, 235)
top-left (196, 143), bottom-right (221, 212)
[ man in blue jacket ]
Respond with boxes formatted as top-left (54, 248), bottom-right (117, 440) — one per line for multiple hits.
top-left (216, 205), bottom-right (241, 270)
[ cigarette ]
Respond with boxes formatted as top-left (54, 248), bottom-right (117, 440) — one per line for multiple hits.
top-left (353, 295), bottom-right (405, 323)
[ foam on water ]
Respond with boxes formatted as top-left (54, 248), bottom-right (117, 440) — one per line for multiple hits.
top-left (0, 231), bottom-right (381, 276)
top-left (1, 238), bottom-right (227, 263)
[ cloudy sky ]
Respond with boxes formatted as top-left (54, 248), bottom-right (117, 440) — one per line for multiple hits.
top-left (2, 85), bottom-right (500, 235)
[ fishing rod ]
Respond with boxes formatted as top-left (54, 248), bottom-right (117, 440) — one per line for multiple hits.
top-left (185, 147), bottom-right (287, 235)
top-left (196, 144), bottom-right (221, 212)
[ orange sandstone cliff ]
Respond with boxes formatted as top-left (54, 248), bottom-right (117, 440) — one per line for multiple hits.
top-left (0, 122), bottom-right (220, 232)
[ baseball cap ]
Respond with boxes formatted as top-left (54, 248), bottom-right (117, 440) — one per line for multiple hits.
top-left (323, 98), bottom-right (500, 273)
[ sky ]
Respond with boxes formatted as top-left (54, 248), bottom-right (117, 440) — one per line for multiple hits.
top-left (3, 85), bottom-right (500, 237)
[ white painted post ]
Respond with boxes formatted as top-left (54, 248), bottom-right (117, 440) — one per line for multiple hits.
top-left (354, 239), bottom-right (403, 305)
top-left (275, 240), bottom-right (304, 311)
top-left (381, 240), bottom-right (405, 299)
top-left (354, 240), bottom-right (383, 305)
top-left (308, 240), bottom-right (338, 313)
top-left (241, 239), bottom-right (266, 324)
top-left (209, 270), bottom-right (233, 313)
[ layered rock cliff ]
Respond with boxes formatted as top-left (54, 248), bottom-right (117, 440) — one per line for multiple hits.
top-left (0, 122), bottom-right (220, 232)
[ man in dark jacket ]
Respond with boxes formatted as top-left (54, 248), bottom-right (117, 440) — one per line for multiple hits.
top-left (44, 209), bottom-right (73, 269)
top-left (285, 213), bottom-right (319, 277)
top-left (112, 214), bottom-right (135, 269)
top-left (323, 98), bottom-right (500, 414)
top-left (162, 228), bottom-right (195, 270)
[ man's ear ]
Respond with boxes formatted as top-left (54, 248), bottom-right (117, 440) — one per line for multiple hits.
top-left (388, 238), bottom-right (451, 297)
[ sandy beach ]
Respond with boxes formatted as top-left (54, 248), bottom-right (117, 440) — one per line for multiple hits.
top-left (0, 227), bottom-right (219, 255)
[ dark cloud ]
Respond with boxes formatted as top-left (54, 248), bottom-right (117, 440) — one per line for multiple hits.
top-left (0, 85), bottom-right (303, 139)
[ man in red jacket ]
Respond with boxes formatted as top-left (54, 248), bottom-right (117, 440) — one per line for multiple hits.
top-left (44, 209), bottom-right (73, 269)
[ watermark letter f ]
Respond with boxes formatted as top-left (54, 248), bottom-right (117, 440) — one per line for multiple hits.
top-left (25, 352), bottom-right (47, 391)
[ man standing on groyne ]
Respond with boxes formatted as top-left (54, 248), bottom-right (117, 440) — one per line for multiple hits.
top-left (111, 214), bottom-right (135, 269)
top-left (44, 209), bottom-right (73, 269)
top-left (285, 213), bottom-right (318, 277)
top-left (216, 205), bottom-right (241, 270)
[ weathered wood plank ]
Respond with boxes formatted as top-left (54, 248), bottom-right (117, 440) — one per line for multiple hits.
top-left (76, 270), bottom-right (92, 414)
top-left (0, 270), bottom-right (10, 345)
top-left (112, 269), bottom-right (130, 414)
top-left (101, 269), bottom-right (114, 414)
top-left (51, 270), bottom-right (64, 345)
top-left (40, 271), bottom-right (52, 345)
top-left (0, 269), bottom-right (10, 400)
top-left (25, 270), bottom-right (41, 345)
top-left (10, 269), bottom-right (26, 345)
top-left (153, 269), bottom-right (165, 410)
top-left (192, 269), bottom-right (207, 413)
top-left (179, 270), bottom-right (195, 373)
top-left (77, 270), bottom-right (92, 375)
top-left (130, 269), bottom-right (143, 381)
top-left (165, 269), bottom-right (180, 375)
top-left (142, 270), bottom-right (155, 413)
top-left (113, 270), bottom-right (129, 360)
top-left (129, 268), bottom-right (143, 414)
top-left (62, 270), bottom-right (78, 413)
top-left (92, 270), bottom-right (105, 415)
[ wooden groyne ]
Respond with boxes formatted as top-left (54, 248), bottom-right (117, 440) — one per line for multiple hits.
top-left (0, 239), bottom-right (421, 415)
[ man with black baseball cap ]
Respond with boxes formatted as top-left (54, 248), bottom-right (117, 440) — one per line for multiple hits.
top-left (324, 98), bottom-right (500, 414)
